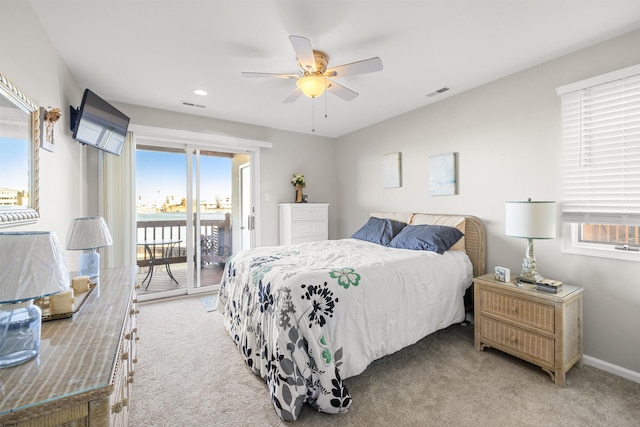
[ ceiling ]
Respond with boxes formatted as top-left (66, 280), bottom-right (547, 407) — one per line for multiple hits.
top-left (27, 1), bottom-right (640, 138)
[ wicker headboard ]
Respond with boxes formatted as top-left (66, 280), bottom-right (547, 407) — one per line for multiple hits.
top-left (458, 215), bottom-right (486, 277)
top-left (369, 212), bottom-right (487, 277)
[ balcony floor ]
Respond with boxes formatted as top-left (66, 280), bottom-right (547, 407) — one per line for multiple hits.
top-left (136, 262), bottom-right (224, 296)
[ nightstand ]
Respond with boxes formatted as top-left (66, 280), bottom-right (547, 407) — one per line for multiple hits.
top-left (473, 273), bottom-right (583, 386)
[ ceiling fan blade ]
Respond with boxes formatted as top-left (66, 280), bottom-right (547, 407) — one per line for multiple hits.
top-left (241, 72), bottom-right (298, 79)
top-left (283, 88), bottom-right (303, 103)
top-left (325, 57), bottom-right (383, 78)
top-left (288, 35), bottom-right (316, 73)
top-left (326, 80), bottom-right (358, 101)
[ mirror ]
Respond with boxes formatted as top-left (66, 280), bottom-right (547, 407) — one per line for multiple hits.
top-left (0, 73), bottom-right (40, 226)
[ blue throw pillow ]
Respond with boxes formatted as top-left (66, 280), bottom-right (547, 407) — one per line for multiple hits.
top-left (351, 217), bottom-right (407, 246)
top-left (389, 224), bottom-right (464, 254)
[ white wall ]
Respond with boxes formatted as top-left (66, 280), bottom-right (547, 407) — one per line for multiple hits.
top-left (1, 1), bottom-right (86, 270)
top-left (336, 29), bottom-right (640, 375)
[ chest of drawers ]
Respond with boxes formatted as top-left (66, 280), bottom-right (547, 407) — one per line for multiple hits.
top-left (0, 266), bottom-right (139, 426)
top-left (279, 203), bottom-right (329, 245)
top-left (473, 274), bottom-right (583, 385)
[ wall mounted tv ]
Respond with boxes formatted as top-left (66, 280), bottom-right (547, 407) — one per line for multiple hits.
top-left (69, 89), bottom-right (130, 156)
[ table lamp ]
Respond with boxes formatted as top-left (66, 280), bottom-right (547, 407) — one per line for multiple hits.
top-left (66, 216), bottom-right (113, 279)
top-left (0, 231), bottom-right (70, 368)
top-left (505, 199), bottom-right (556, 283)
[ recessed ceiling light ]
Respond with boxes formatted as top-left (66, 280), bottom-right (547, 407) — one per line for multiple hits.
top-left (193, 89), bottom-right (208, 96)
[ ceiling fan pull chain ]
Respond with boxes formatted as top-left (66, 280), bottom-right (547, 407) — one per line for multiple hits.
top-left (324, 91), bottom-right (328, 119)
top-left (312, 99), bottom-right (316, 133)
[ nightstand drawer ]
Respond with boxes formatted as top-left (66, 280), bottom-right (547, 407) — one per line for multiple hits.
top-left (479, 287), bottom-right (555, 333)
top-left (479, 317), bottom-right (555, 366)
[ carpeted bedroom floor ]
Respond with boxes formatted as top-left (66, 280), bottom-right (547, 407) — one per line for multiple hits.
top-left (128, 295), bottom-right (640, 427)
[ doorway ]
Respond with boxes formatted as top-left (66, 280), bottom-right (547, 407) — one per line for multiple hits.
top-left (135, 144), bottom-right (252, 300)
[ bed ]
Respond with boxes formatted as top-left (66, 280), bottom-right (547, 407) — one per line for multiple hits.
top-left (216, 213), bottom-right (486, 421)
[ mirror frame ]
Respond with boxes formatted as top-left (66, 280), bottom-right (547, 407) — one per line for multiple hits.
top-left (0, 73), bottom-right (40, 227)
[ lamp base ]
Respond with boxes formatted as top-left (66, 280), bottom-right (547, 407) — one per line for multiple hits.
top-left (519, 238), bottom-right (544, 283)
top-left (78, 250), bottom-right (100, 279)
top-left (0, 300), bottom-right (42, 368)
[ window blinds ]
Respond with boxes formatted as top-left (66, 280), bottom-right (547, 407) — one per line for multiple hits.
top-left (557, 66), bottom-right (640, 225)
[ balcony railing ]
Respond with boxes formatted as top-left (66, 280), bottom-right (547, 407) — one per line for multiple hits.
top-left (136, 213), bottom-right (231, 268)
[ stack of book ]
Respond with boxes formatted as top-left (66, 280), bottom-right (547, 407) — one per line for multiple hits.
top-left (536, 278), bottom-right (563, 293)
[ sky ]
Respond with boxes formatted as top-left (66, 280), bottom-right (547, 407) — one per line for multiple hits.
top-left (0, 138), bottom-right (29, 190)
top-left (135, 149), bottom-right (232, 202)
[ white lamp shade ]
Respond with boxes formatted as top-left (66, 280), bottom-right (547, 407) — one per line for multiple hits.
top-left (66, 217), bottom-right (113, 250)
top-left (0, 231), bottom-right (70, 303)
top-left (505, 201), bottom-right (556, 239)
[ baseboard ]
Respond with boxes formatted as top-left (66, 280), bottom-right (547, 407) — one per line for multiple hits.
top-left (583, 354), bottom-right (640, 384)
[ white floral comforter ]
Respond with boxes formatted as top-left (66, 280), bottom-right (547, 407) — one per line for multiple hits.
top-left (216, 238), bottom-right (472, 421)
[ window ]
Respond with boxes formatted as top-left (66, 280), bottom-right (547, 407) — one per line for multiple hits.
top-left (556, 64), bottom-right (640, 261)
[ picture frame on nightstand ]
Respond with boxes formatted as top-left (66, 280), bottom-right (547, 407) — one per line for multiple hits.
top-left (494, 266), bottom-right (510, 282)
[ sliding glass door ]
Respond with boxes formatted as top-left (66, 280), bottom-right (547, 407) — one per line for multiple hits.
top-left (192, 149), bottom-right (234, 291)
top-left (135, 144), bottom-right (251, 300)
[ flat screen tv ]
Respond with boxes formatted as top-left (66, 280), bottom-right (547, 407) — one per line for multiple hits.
top-left (70, 89), bottom-right (130, 156)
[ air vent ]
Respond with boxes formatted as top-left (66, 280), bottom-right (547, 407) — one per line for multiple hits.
top-left (181, 101), bottom-right (206, 109)
top-left (426, 87), bottom-right (450, 97)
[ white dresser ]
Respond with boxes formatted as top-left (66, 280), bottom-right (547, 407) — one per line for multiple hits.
top-left (279, 203), bottom-right (329, 245)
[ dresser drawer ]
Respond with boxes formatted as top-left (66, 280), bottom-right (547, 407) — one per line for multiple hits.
top-left (291, 206), bottom-right (328, 221)
top-left (292, 235), bottom-right (326, 244)
top-left (292, 220), bottom-right (327, 237)
top-left (479, 287), bottom-right (555, 333)
top-left (479, 317), bottom-right (555, 366)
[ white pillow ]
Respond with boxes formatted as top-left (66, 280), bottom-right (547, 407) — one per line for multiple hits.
top-left (410, 214), bottom-right (466, 252)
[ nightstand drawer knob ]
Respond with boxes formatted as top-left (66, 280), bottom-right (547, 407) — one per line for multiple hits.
top-left (510, 335), bottom-right (517, 343)
top-left (510, 306), bottom-right (517, 313)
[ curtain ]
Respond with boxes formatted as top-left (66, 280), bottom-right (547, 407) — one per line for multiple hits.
top-left (101, 132), bottom-right (136, 268)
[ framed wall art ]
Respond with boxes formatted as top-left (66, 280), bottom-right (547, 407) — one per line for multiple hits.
top-left (382, 152), bottom-right (402, 189)
top-left (429, 152), bottom-right (457, 196)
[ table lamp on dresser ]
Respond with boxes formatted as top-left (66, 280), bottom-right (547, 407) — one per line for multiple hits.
top-left (66, 216), bottom-right (113, 279)
top-left (0, 231), bottom-right (70, 368)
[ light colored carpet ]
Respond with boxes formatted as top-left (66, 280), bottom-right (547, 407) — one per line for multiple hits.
top-left (129, 296), bottom-right (640, 427)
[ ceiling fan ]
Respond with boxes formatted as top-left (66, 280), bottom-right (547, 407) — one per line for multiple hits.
top-left (241, 35), bottom-right (383, 103)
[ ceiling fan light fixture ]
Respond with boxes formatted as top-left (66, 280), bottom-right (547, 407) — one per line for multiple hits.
top-left (296, 75), bottom-right (327, 98)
